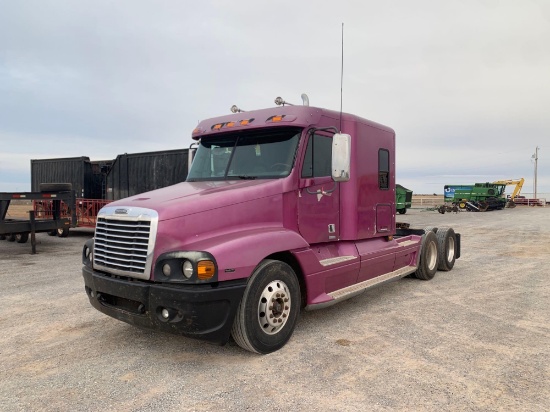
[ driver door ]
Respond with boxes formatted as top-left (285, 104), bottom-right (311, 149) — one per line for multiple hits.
top-left (297, 132), bottom-right (340, 244)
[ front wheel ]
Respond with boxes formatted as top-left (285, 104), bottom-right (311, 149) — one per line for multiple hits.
top-left (231, 259), bottom-right (301, 354)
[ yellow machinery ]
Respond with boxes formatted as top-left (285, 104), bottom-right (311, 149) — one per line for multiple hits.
top-left (492, 178), bottom-right (524, 208)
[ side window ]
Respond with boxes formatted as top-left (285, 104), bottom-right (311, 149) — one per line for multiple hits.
top-left (301, 133), bottom-right (332, 178)
top-left (378, 149), bottom-right (389, 189)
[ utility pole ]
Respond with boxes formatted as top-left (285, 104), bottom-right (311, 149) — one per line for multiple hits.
top-left (532, 146), bottom-right (539, 199)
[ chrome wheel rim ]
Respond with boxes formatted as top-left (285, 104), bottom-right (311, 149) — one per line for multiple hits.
top-left (257, 280), bottom-right (291, 335)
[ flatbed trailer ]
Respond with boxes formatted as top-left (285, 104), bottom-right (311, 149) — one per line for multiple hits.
top-left (33, 198), bottom-right (112, 230)
top-left (0, 189), bottom-right (76, 253)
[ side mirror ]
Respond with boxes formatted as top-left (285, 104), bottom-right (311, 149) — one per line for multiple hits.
top-left (332, 133), bottom-right (351, 182)
top-left (188, 142), bottom-right (199, 173)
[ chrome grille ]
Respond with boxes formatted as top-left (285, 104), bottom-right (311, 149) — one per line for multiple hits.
top-left (93, 206), bottom-right (158, 280)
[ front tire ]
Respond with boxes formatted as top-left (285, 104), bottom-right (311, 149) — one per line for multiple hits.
top-left (231, 259), bottom-right (301, 354)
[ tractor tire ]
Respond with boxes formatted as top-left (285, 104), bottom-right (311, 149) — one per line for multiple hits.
top-left (423, 226), bottom-right (438, 234)
top-left (435, 227), bottom-right (456, 271)
top-left (7, 233), bottom-right (16, 242)
top-left (231, 259), bottom-right (301, 354)
top-left (415, 231), bottom-right (438, 280)
top-left (458, 201), bottom-right (467, 210)
top-left (15, 233), bottom-right (29, 243)
top-left (39, 183), bottom-right (72, 192)
top-left (47, 230), bottom-right (57, 236)
top-left (397, 208), bottom-right (406, 215)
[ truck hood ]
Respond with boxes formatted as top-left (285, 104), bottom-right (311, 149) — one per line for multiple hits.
top-left (107, 179), bottom-right (285, 221)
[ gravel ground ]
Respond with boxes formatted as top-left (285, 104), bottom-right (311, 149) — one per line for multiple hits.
top-left (1, 207), bottom-right (549, 411)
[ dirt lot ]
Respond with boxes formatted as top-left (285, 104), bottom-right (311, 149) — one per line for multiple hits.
top-left (1, 207), bottom-right (549, 411)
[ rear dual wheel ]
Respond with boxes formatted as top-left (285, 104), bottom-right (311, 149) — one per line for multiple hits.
top-left (415, 231), bottom-right (438, 280)
top-left (15, 233), bottom-right (29, 243)
top-left (4, 233), bottom-right (29, 243)
top-left (47, 227), bottom-right (69, 237)
top-left (57, 227), bottom-right (69, 237)
top-left (231, 260), bottom-right (301, 354)
top-left (418, 227), bottom-right (457, 278)
top-left (435, 227), bottom-right (456, 271)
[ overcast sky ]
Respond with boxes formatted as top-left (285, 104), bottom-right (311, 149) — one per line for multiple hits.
top-left (1, 0), bottom-right (549, 196)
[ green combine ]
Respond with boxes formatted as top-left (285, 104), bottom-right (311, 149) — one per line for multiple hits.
top-left (452, 183), bottom-right (506, 211)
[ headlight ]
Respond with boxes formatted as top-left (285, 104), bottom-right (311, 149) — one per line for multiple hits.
top-left (154, 251), bottom-right (217, 283)
top-left (182, 261), bottom-right (193, 278)
top-left (82, 239), bottom-right (94, 267)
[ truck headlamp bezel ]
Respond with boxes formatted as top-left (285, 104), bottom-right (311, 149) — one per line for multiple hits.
top-left (154, 251), bottom-right (218, 283)
top-left (82, 239), bottom-right (94, 268)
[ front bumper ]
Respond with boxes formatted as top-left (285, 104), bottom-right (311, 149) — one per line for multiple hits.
top-left (82, 266), bottom-right (247, 345)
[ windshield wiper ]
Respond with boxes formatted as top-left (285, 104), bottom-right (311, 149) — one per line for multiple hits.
top-left (235, 175), bottom-right (257, 180)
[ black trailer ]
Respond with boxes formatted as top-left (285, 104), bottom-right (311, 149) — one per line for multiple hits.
top-left (0, 186), bottom-right (76, 253)
top-left (106, 149), bottom-right (189, 200)
top-left (31, 157), bottom-right (112, 200)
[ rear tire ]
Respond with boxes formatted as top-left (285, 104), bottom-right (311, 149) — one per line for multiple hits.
top-left (231, 260), bottom-right (301, 354)
top-left (435, 227), bottom-right (456, 271)
top-left (57, 227), bottom-right (70, 237)
top-left (15, 233), bottom-right (29, 243)
top-left (7, 233), bottom-right (16, 242)
top-left (397, 208), bottom-right (406, 214)
top-left (415, 231), bottom-right (438, 280)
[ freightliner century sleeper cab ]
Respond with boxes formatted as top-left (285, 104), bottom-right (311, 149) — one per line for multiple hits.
top-left (82, 96), bottom-right (460, 354)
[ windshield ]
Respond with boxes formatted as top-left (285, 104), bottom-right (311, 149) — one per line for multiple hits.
top-left (187, 128), bottom-right (301, 181)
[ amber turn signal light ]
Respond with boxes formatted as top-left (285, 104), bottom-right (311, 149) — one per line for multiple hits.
top-left (197, 260), bottom-right (216, 280)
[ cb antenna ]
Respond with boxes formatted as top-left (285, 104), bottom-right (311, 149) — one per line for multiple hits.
top-left (339, 23), bottom-right (344, 132)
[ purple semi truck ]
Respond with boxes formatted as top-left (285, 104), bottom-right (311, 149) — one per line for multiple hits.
top-left (82, 98), bottom-right (460, 354)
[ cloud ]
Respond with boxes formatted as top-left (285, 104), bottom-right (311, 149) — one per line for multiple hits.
top-left (0, 0), bottom-right (549, 196)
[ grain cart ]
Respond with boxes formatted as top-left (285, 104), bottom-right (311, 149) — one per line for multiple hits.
top-left (81, 96), bottom-right (461, 354)
top-left (395, 184), bottom-right (413, 214)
